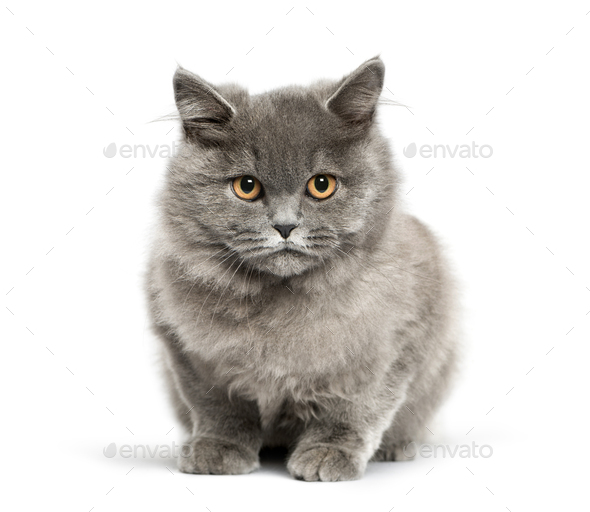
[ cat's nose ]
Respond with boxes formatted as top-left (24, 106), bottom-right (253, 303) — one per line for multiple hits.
top-left (273, 224), bottom-right (298, 239)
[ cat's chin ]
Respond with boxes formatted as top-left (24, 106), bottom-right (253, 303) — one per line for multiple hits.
top-left (259, 249), bottom-right (317, 278)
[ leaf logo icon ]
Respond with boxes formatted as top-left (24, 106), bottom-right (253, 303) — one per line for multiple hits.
top-left (103, 143), bottom-right (117, 158)
top-left (403, 142), bottom-right (417, 158)
top-left (103, 442), bottom-right (117, 458)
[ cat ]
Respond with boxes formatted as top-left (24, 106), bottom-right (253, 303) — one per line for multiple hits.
top-left (146, 56), bottom-right (459, 481)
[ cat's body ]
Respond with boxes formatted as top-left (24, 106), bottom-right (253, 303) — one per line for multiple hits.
top-left (146, 57), bottom-right (458, 481)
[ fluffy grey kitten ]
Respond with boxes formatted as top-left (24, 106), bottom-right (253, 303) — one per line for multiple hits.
top-left (146, 57), bottom-right (458, 481)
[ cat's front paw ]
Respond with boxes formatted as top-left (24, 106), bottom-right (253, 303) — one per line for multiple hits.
top-left (178, 437), bottom-right (259, 475)
top-left (287, 444), bottom-right (365, 482)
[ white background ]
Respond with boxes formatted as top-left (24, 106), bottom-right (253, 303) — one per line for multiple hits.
top-left (2, 1), bottom-right (589, 510)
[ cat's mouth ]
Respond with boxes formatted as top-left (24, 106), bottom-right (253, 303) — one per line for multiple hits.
top-left (252, 242), bottom-right (318, 277)
top-left (275, 241), bottom-right (306, 254)
top-left (240, 240), bottom-right (322, 277)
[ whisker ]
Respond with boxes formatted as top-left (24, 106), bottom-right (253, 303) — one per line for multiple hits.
top-left (204, 258), bottom-right (245, 341)
top-left (172, 246), bottom-right (227, 285)
top-left (324, 241), bottom-right (403, 301)
top-left (194, 254), bottom-right (240, 328)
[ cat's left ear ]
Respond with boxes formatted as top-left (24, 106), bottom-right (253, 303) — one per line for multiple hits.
top-left (326, 57), bottom-right (385, 126)
top-left (173, 67), bottom-right (236, 142)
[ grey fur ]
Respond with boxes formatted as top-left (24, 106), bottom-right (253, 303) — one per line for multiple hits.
top-left (146, 57), bottom-right (459, 481)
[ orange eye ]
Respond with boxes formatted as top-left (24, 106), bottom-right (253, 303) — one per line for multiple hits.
top-left (307, 174), bottom-right (337, 199)
top-left (232, 175), bottom-right (262, 201)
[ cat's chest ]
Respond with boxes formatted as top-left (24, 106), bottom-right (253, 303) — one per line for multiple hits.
top-left (169, 264), bottom-right (401, 383)
top-left (189, 284), bottom-right (395, 380)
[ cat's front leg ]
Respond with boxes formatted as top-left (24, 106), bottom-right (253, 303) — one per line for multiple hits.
top-left (287, 390), bottom-right (406, 482)
top-left (177, 382), bottom-right (263, 475)
top-left (161, 334), bottom-right (263, 475)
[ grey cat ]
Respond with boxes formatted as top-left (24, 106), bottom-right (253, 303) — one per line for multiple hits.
top-left (146, 57), bottom-right (458, 481)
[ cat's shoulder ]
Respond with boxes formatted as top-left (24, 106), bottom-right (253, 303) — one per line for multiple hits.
top-left (388, 212), bottom-right (441, 254)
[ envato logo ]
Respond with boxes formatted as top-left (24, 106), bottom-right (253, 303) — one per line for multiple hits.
top-left (403, 142), bottom-right (493, 159)
top-left (103, 442), bottom-right (192, 459)
top-left (403, 442), bottom-right (493, 459)
top-left (103, 141), bottom-right (186, 159)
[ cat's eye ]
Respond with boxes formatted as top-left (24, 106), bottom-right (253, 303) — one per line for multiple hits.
top-left (306, 174), bottom-right (337, 200)
top-left (232, 175), bottom-right (263, 201)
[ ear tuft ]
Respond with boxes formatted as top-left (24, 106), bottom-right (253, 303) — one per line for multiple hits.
top-left (173, 67), bottom-right (236, 142)
top-left (326, 57), bottom-right (385, 126)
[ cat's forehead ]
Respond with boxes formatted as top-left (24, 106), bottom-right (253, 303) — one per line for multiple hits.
top-left (249, 87), bottom-right (325, 118)
top-left (245, 88), bottom-right (333, 143)
top-left (229, 87), bottom-right (342, 180)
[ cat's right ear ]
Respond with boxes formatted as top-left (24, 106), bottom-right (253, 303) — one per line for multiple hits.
top-left (173, 67), bottom-right (236, 143)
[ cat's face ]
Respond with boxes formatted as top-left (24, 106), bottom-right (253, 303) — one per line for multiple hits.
top-left (163, 58), bottom-right (397, 278)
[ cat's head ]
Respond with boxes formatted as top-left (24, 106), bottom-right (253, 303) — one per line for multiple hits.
top-left (162, 57), bottom-right (398, 278)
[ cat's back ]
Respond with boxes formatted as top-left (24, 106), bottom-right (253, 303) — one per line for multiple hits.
top-left (378, 211), bottom-right (450, 288)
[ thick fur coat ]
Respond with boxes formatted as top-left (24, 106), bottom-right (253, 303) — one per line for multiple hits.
top-left (146, 57), bottom-right (458, 481)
